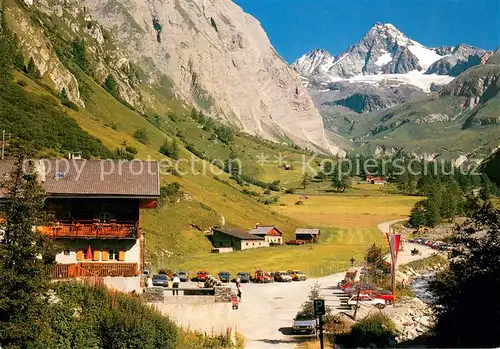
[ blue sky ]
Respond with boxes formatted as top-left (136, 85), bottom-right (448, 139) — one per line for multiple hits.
top-left (233, 0), bottom-right (500, 63)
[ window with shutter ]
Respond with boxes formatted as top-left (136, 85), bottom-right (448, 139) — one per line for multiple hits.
top-left (93, 250), bottom-right (100, 261)
top-left (102, 250), bottom-right (109, 261)
top-left (108, 249), bottom-right (118, 261)
top-left (76, 250), bottom-right (84, 261)
top-left (118, 250), bottom-right (125, 261)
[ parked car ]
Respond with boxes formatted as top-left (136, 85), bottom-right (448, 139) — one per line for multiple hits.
top-left (340, 280), bottom-right (357, 290)
top-left (218, 271), bottom-right (231, 283)
top-left (254, 269), bottom-right (273, 283)
top-left (347, 295), bottom-right (386, 309)
top-left (288, 270), bottom-right (307, 281)
top-left (292, 319), bottom-right (317, 335)
top-left (274, 271), bottom-right (293, 282)
top-left (177, 270), bottom-right (189, 282)
top-left (358, 289), bottom-right (395, 305)
top-left (152, 274), bottom-right (169, 287)
top-left (344, 283), bottom-right (377, 296)
top-left (197, 270), bottom-right (209, 282)
top-left (285, 240), bottom-right (305, 245)
top-left (236, 272), bottom-right (251, 283)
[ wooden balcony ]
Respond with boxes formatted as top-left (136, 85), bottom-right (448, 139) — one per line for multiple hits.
top-left (39, 220), bottom-right (138, 239)
top-left (51, 262), bottom-right (138, 279)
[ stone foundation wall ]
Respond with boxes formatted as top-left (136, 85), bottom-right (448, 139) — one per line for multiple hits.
top-left (214, 286), bottom-right (232, 303)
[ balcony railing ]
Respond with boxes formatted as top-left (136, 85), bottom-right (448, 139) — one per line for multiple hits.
top-left (39, 220), bottom-right (138, 239)
top-left (51, 262), bottom-right (138, 279)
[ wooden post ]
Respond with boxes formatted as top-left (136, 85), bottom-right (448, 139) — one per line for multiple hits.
top-left (318, 314), bottom-right (324, 349)
top-left (392, 259), bottom-right (397, 304)
top-left (353, 287), bottom-right (361, 320)
top-left (1, 130), bottom-right (5, 160)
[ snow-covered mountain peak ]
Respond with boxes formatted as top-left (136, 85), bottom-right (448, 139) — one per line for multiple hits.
top-left (294, 22), bottom-right (489, 95)
top-left (368, 22), bottom-right (411, 46)
top-left (293, 48), bottom-right (335, 78)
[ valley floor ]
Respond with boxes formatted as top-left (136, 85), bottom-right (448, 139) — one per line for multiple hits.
top-left (164, 188), bottom-right (420, 277)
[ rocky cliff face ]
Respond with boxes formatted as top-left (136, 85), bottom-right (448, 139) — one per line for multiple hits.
top-left (441, 65), bottom-right (500, 110)
top-left (77, 0), bottom-right (339, 154)
top-left (425, 44), bottom-right (487, 76)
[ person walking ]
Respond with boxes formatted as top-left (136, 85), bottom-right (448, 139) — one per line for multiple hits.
top-left (146, 274), bottom-right (153, 288)
top-left (235, 275), bottom-right (242, 302)
top-left (172, 273), bottom-right (180, 296)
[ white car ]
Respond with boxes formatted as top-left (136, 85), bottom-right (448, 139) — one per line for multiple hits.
top-left (274, 271), bottom-right (293, 282)
top-left (347, 295), bottom-right (386, 309)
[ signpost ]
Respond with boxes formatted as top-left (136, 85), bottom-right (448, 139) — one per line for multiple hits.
top-left (314, 299), bottom-right (325, 349)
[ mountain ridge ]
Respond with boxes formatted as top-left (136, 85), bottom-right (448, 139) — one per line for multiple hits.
top-left (294, 22), bottom-right (489, 90)
top-left (77, 0), bottom-right (342, 154)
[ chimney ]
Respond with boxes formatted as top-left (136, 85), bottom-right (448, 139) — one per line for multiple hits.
top-left (34, 160), bottom-right (46, 183)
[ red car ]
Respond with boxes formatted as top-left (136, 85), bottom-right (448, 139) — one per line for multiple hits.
top-left (285, 240), bottom-right (305, 245)
top-left (197, 270), bottom-right (208, 282)
top-left (340, 280), bottom-right (357, 290)
top-left (358, 289), bottom-right (395, 304)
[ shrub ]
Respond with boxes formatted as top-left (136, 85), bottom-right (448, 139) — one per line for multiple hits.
top-left (114, 148), bottom-right (134, 160)
top-left (242, 188), bottom-right (258, 197)
top-left (26, 57), bottom-right (41, 79)
top-left (160, 139), bottom-right (180, 160)
top-left (185, 143), bottom-right (205, 159)
top-left (161, 182), bottom-right (181, 197)
top-left (41, 282), bottom-right (179, 348)
top-left (336, 313), bottom-right (396, 348)
top-left (295, 283), bottom-right (330, 320)
top-left (263, 188), bottom-right (271, 195)
top-left (230, 175), bottom-right (245, 186)
top-left (268, 180), bottom-right (282, 192)
top-left (72, 39), bottom-right (89, 72)
top-left (259, 196), bottom-right (280, 205)
top-left (16, 80), bottom-right (26, 87)
top-left (103, 74), bottom-right (118, 96)
top-left (125, 146), bottom-right (137, 155)
top-left (285, 188), bottom-right (295, 194)
top-left (214, 124), bottom-right (234, 144)
top-left (133, 129), bottom-right (149, 144)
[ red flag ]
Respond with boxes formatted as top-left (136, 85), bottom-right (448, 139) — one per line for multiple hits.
top-left (85, 245), bottom-right (93, 260)
top-left (385, 233), bottom-right (401, 265)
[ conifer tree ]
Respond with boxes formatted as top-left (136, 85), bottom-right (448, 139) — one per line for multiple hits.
top-left (0, 153), bottom-right (59, 347)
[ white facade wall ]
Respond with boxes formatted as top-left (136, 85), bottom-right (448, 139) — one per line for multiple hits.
top-left (240, 239), bottom-right (270, 250)
top-left (55, 238), bottom-right (141, 264)
top-left (265, 236), bottom-right (282, 245)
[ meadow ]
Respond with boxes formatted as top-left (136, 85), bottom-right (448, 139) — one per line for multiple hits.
top-left (163, 185), bottom-right (421, 277)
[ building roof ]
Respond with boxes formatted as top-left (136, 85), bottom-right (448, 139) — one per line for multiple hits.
top-left (248, 226), bottom-right (282, 236)
top-left (212, 227), bottom-right (264, 240)
top-left (295, 228), bottom-right (320, 235)
top-left (0, 159), bottom-right (160, 198)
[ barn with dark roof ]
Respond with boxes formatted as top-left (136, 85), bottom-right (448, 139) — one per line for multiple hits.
top-left (212, 227), bottom-right (270, 250)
